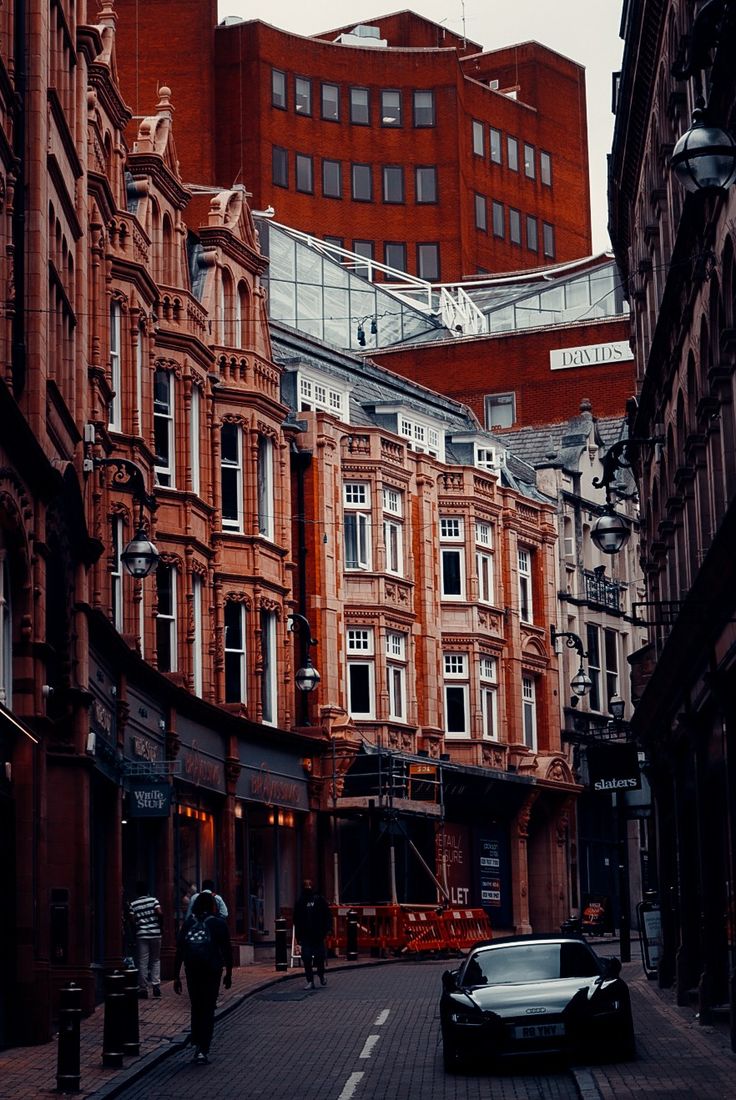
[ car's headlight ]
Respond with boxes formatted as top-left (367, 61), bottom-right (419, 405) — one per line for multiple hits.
top-left (448, 1011), bottom-right (484, 1027)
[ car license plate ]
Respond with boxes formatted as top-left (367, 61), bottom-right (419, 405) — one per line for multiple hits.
top-left (512, 1022), bottom-right (565, 1040)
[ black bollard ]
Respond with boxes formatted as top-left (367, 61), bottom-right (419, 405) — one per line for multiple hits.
top-left (56, 982), bottom-right (82, 1093)
top-left (121, 966), bottom-right (140, 1056)
top-left (346, 909), bottom-right (359, 961)
top-left (275, 916), bottom-right (288, 971)
top-left (101, 971), bottom-right (127, 1068)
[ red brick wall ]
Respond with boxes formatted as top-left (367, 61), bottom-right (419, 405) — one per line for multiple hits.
top-left (371, 317), bottom-right (634, 428)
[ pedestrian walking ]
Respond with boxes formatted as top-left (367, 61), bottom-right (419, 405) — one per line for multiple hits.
top-left (186, 877), bottom-right (229, 919)
top-left (128, 881), bottom-right (163, 998)
top-left (293, 878), bottom-right (332, 990)
top-left (174, 890), bottom-right (233, 1064)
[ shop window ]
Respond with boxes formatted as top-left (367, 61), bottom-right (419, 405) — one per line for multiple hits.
top-left (444, 652), bottom-right (469, 736)
top-left (415, 166), bottom-right (437, 204)
top-left (485, 391), bottom-right (516, 429)
top-left (257, 435), bottom-right (274, 541)
top-left (381, 89), bottom-right (402, 126)
top-left (225, 600), bottom-right (246, 704)
top-left (109, 300), bottom-right (122, 431)
top-left (156, 563), bottom-right (177, 672)
top-left (221, 422), bottom-right (243, 531)
top-left (413, 90), bottom-right (435, 126)
top-left (272, 68), bottom-right (286, 109)
top-left (272, 146), bottom-right (288, 188)
top-left (350, 87), bottom-right (370, 124)
top-left (480, 656), bottom-right (498, 739)
top-left (154, 368), bottom-right (175, 487)
top-left (295, 76), bottom-right (312, 115)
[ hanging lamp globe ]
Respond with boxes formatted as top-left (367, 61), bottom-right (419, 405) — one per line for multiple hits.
top-left (591, 510), bottom-right (631, 555)
top-left (120, 528), bottom-right (160, 578)
top-left (570, 665), bottom-right (593, 698)
top-left (671, 105), bottom-right (736, 193)
top-left (295, 661), bottom-right (320, 693)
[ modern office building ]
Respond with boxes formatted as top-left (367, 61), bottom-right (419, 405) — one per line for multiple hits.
top-left (114, 3), bottom-right (592, 282)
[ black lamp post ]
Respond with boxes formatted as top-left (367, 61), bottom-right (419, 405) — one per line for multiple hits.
top-left (590, 434), bottom-right (662, 555)
top-left (671, 101), bottom-right (736, 192)
top-left (288, 613), bottom-right (320, 723)
top-left (550, 626), bottom-right (592, 698)
top-left (95, 457), bottom-right (159, 578)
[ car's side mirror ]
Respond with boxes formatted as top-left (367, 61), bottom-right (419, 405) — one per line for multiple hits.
top-left (600, 956), bottom-right (622, 978)
top-left (442, 969), bottom-right (459, 993)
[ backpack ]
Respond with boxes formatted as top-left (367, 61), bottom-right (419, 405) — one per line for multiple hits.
top-left (183, 916), bottom-right (216, 967)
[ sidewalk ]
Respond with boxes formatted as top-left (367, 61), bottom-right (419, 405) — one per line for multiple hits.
top-left (1, 940), bottom-right (734, 1099)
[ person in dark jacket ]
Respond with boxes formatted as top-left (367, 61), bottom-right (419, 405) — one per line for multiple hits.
top-left (173, 891), bottom-right (233, 1063)
top-left (293, 879), bottom-right (332, 990)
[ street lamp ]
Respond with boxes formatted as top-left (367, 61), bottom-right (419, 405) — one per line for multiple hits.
top-left (671, 102), bottom-right (736, 193)
top-left (94, 457), bottom-right (159, 577)
top-left (288, 613), bottom-right (320, 693)
top-left (550, 626), bottom-right (592, 698)
top-left (608, 694), bottom-right (626, 723)
top-left (591, 508), bottom-right (632, 555)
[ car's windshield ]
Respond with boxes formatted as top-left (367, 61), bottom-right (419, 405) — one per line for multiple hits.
top-left (463, 942), bottom-right (600, 985)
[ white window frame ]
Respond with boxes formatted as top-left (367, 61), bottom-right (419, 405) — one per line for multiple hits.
top-left (0, 549), bottom-right (12, 706)
top-left (344, 482), bottom-right (372, 571)
top-left (518, 548), bottom-right (533, 623)
top-left (476, 548), bottom-right (493, 604)
top-left (111, 516), bottom-right (124, 632)
top-left (192, 574), bottom-right (203, 697)
top-left (224, 600), bottom-right (247, 705)
top-left (347, 628), bottom-right (375, 719)
top-left (109, 300), bottom-right (122, 431)
top-left (382, 487), bottom-right (403, 516)
top-left (522, 675), bottom-right (537, 750)
top-left (444, 652), bottom-right (469, 737)
top-left (440, 517), bottom-right (465, 600)
top-left (383, 518), bottom-right (403, 576)
top-left (586, 625), bottom-right (620, 714)
top-left (480, 656), bottom-right (498, 740)
top-left (258, 435), bottom-right (275, 541)
top-left (154, 368), bottom-right (175, 487)
top-left (260, 609), bottom-right (277, 725)
top-left (221, 422), bottom-right (243, 532)
top-left (156, 564), bottom-right (178, 673)
top-left (135, 320), bottom-right (144, 435)
top-left (190, 386), bottom-right (201, 497)
top-left (386, 631), bottom-right (407, 722)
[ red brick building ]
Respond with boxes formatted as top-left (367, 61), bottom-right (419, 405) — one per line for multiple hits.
top-left (113, 3), bottom-right (592, 282)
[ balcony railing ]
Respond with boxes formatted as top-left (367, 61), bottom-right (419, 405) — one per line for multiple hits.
top-left (583, 569), bottom-right (622, 611)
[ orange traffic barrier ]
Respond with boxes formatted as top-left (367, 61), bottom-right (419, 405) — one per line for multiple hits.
top-left (327, 904), bottom-right (492, 956)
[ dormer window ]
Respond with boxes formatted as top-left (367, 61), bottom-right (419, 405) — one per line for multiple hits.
top-left (298, 372), bottom-right (347, 419)
top-left (398, 415), bottom-right (443, 459)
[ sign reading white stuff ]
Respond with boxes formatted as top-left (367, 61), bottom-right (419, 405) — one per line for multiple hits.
top-left (549, 340), bottom-right (633, 371)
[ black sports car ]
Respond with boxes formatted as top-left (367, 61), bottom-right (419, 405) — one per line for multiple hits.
top-left (440, 933), bottom-right (635, 1072)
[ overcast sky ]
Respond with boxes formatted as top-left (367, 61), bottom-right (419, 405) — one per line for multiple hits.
top-left (217, 1), bottom-right (624, 254)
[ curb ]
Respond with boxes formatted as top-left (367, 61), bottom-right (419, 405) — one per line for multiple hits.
top-left (87, 959), bottom-right (397, 1098)
top-left (570, 1066), bottom-right (604, 1099)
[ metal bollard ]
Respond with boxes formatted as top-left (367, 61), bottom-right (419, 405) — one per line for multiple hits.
top-left (56, 982), bottom-right (82, 1093)
top-left (101, 971), bottom-right (127, 1068)
top-left (121, 966), bottom-right (140, 1056)
top-left (346, 909), bottom-right (359, 961)
top-left (275, 916), bottom-right (288, 971)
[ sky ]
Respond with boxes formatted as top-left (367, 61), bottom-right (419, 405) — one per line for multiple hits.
top-left (217, 1), bottom-right (625, 254)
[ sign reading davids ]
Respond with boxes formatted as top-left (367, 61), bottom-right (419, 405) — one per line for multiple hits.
top-left (128, 782), bottom-right (172, 817)
top-left (587, 743), bottom-right (641, 793)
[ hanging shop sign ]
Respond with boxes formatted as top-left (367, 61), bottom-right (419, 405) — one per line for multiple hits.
top-left (128, 782), bottom-right (172, 817)
top-left (238, 743), bottom-right (309, 811)
top-left (587, 742), bottom-right (641, 793)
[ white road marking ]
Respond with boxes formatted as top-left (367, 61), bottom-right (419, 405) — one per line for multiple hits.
top-left (337, 1071), bottom-right (364, 1099)
top-left (374, 1009), bottom-right (390, 1026)
top-left (358, 1033), bottom-right (381, 1059)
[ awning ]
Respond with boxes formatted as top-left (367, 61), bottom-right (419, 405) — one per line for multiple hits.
top-left (0, 702), bottom-right (39, 745)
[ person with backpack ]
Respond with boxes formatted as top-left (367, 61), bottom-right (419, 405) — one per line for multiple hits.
top-left (185, 877), bottom-right (228, 919)
top-left (173, 890), bottom-right (233, 1064)
top-left (128, 881), bottom-right (163, 998)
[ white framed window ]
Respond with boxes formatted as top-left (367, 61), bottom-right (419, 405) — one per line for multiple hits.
top-left (480, 656), bottom-right (498, 739)
top-left (257, 435), bottom-right (275, 541)
top-left (190, 386), bottom-right (201, 497)
top-left (224, 600), bottom-right (246, 704)
top-left (518, 548), bottom-right (533, 623)
top-left (192, 574), bottom-right (203, 697)
top-left (221, 422), bottom-right (243, 532)
top-left (260, 609), bottom-right (277, 724)
top-left (111, 516), bottom-right (124, 631)
top-left (485, 392), bottom-right (516, 430)
top-left (476, 447), bottom-right (499, 471)
top-left (156, 563), bottom-right (177, 673)
top-left (444, 652), bottom-right (469, 736)
top-left (440, 517), bottom-right (464, 599)
top-left (476, 521), bottom-right (492, 547)
top-left (476, 549), bottom-right (493, 604)
top-left (386, 631), bottom-right (407, 721)
top-left (586, 624), bottom-right (619, 714)
top-left (135, 321), bottom-right (144, 434)
top-left (522, 675), bottom-right (537, 749)
top-left (0, 549), bottom-right (12, 706)
top-left (154, 368), bottom-right (175, 487)
top-left (440, 517), bottom-right (463, 540)
top-left (344, 482), bottom-right (371, 570)
top-left (347, 627), bottom-right (375, 718)
top-left (382, 487), bottom-right (403, 515)
top-left (109, 300), bottom-right (122, 431)
top-left (383, 518), bottom-right (403, 575)
top-left (398, 414), bottom-right (443, 459)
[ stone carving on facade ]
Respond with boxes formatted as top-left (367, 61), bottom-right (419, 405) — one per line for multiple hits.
top-left (541, 755), bottom-right (576, 786)
top-left (481, 742), bottom-right (507, 770)
top-left (384, 581), bottom-right (410, 605)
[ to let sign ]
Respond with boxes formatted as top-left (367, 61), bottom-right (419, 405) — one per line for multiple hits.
top-left (129, 783), bottom-right (171, 817)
